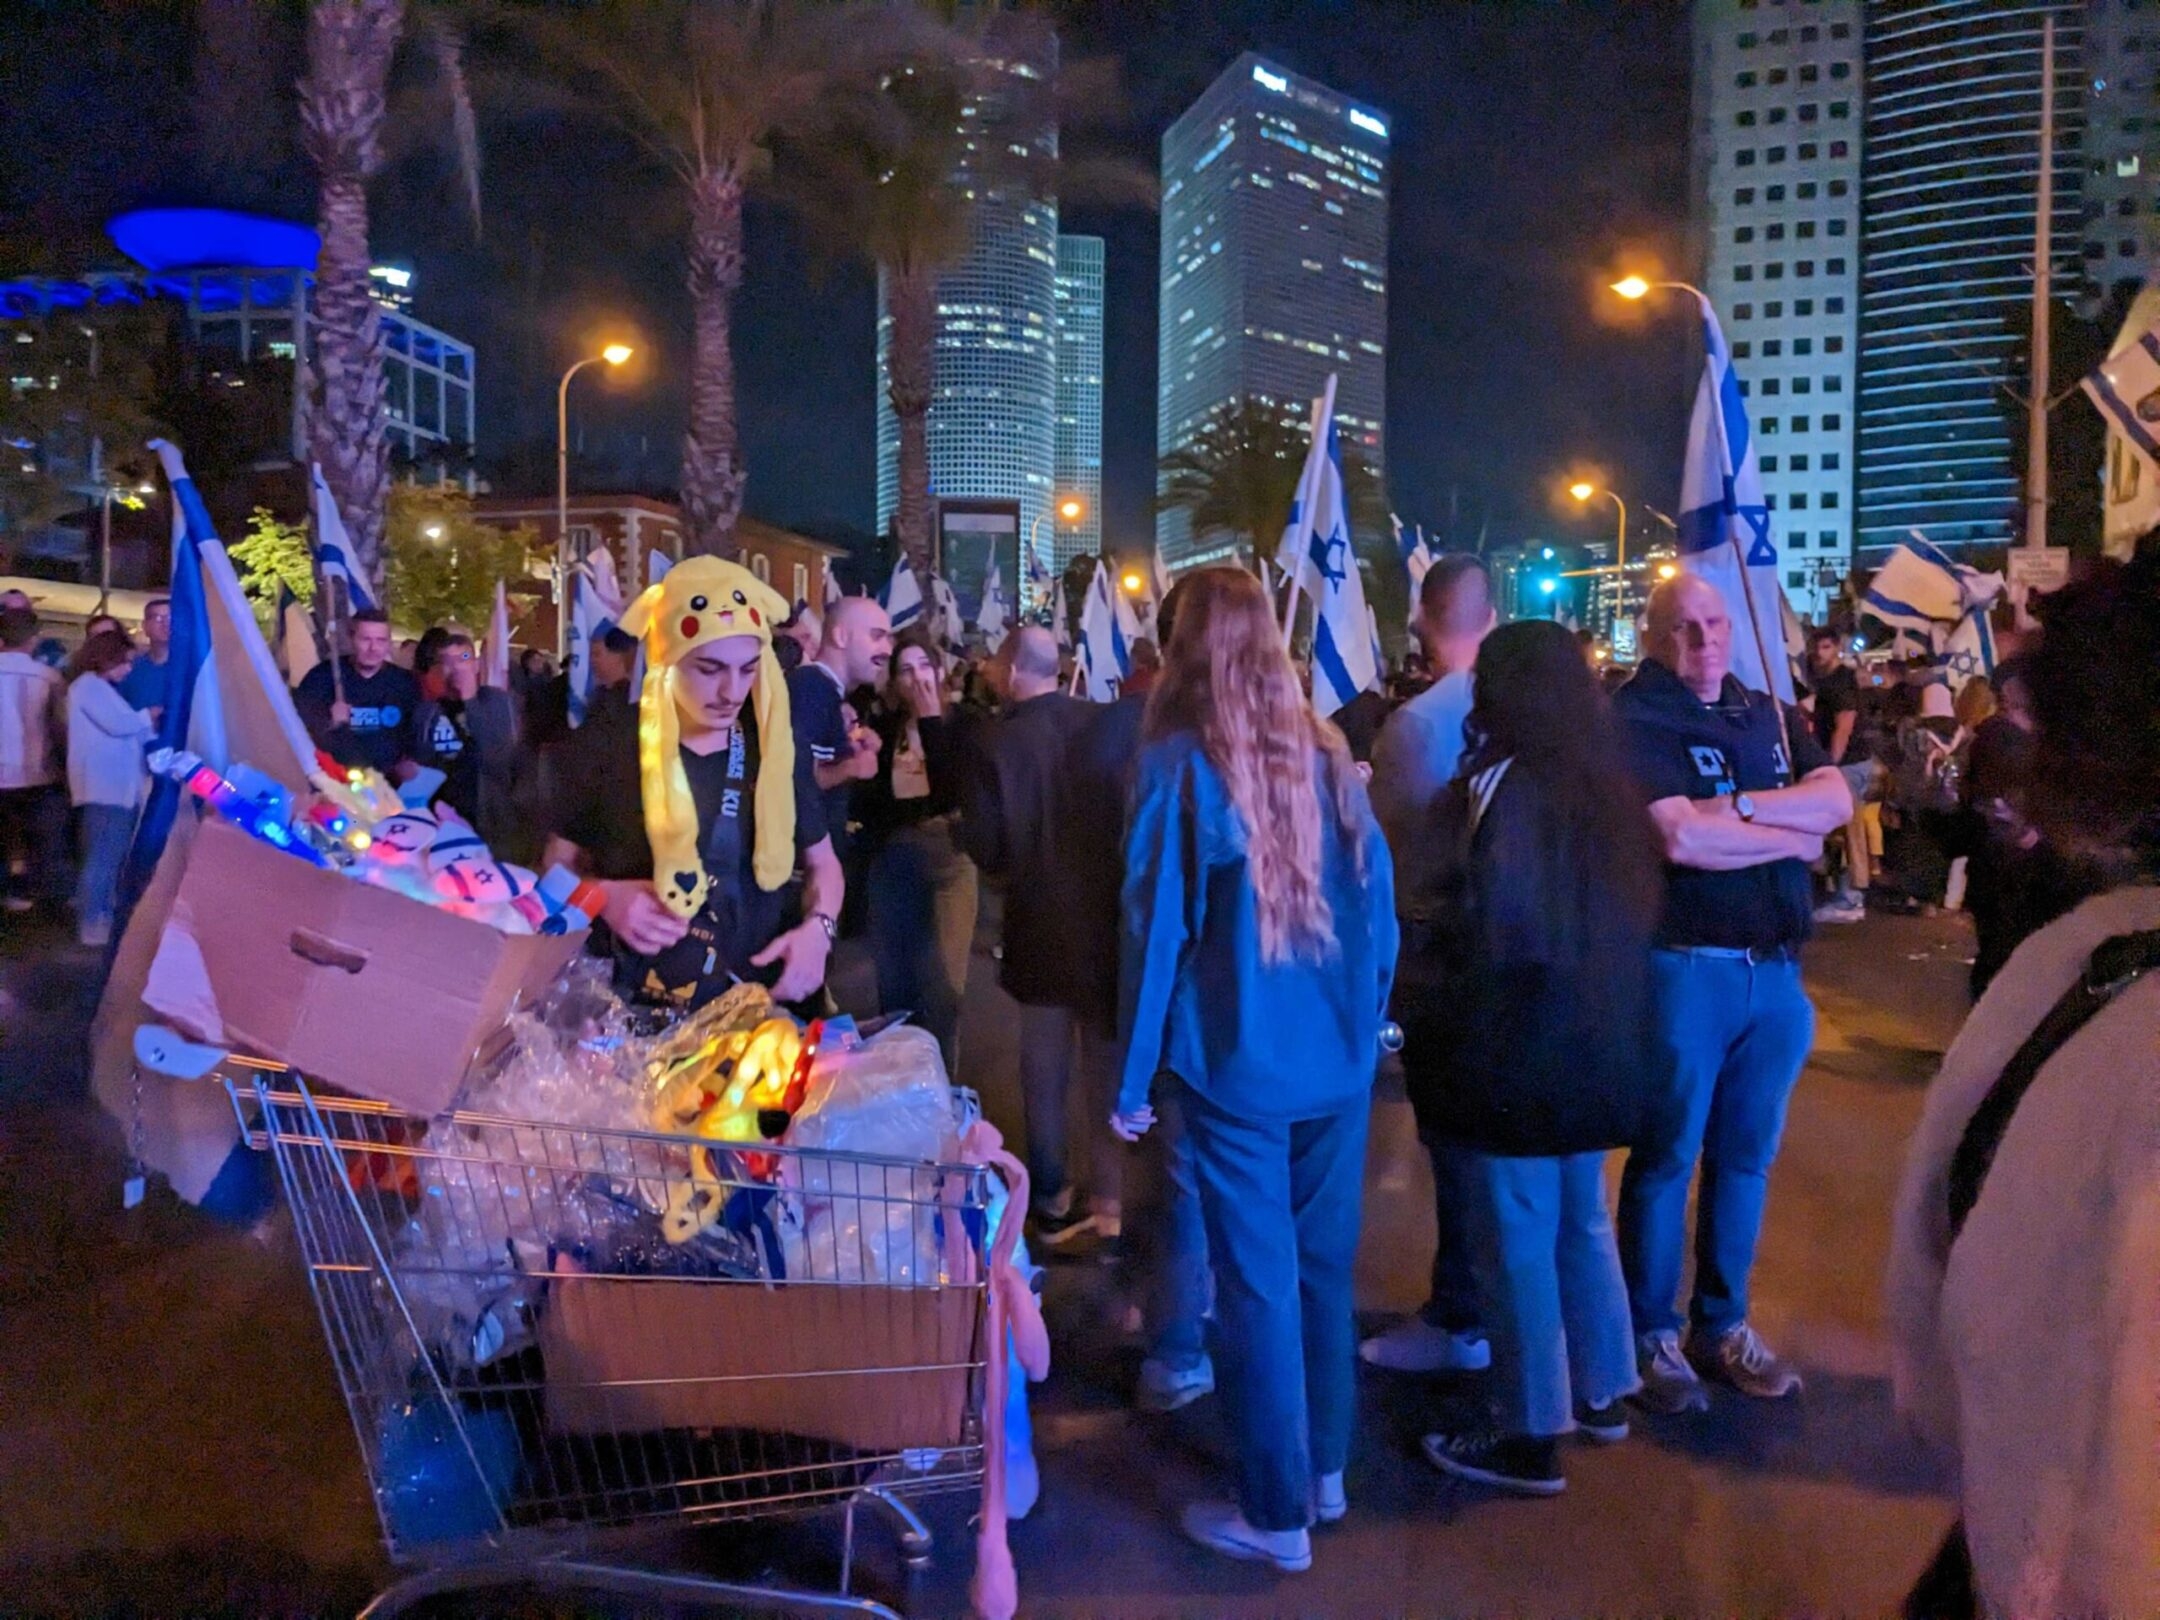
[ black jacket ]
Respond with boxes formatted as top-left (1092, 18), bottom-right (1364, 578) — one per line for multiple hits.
top-left (1398, 765), bottom-right (1670, 1157)
top-left (958, 690), bottom-right (1098, 1013)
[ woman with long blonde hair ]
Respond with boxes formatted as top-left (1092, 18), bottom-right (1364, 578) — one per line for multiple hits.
top-left (1114, 567), bottom-right (1398, 1572)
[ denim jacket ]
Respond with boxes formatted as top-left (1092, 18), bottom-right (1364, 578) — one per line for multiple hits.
top-left (1117, 731), bottom-right (1398, 1122)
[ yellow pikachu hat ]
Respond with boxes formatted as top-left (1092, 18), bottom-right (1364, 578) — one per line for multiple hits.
top-left (618, 557), bottom-right (796, 919)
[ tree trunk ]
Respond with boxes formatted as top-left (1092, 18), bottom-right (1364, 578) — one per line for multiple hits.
top-left (886, 264), bottom-right (936, 589)
top-left (682, 167), bottom-right (747, 558)
top-left (299, 0), bottom-right (401, 595)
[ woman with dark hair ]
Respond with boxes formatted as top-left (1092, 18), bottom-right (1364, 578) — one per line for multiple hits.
top-left (1114, 567), bottom-right (1397, 1572)
top-left (856, 630), bottom-right (978, 1071)
top-left (65, 614), bottom-right (127, 681)
top-left (1397, 620), bottom-right (1666, 1496)
top-left (66, 628), bottom-right (153, 946)
top-left (1890, 553), bottom-right (2160, 1618)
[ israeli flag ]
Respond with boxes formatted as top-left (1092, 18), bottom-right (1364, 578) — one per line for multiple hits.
top-left (820, 554), bottom-right (842, 613)
top-left (880, 555), bottom-right (924, 630)
top-left (566, 545), bottom-right (623, 728)
top-left (1675, 303), bottom-right (1792, 702)
top-left (977, 559), bottom-right (1010, 653)
top-left (2081, 324), bottom-right (2160, 476)
top-left (1024, 537), bottom-right (1055, 617)
top-left (930, 573), bottom-right (966, 651)
top-left (1935, 608), bottom-right (1997, 685)
top-left (1075, 560), bottom-right (1130, 702)
top-left (1277, 380), bottom-right (1381, 718)
top-left (1048, 576), bottom-right (1071, 649)
top-left (1863, 534), bottom-right (1997, 632)
top-left (309, 463), bottom-right (376, 612)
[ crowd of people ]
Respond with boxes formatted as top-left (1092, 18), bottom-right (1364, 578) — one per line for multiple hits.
top-left (2, 537), bottom-right (2152, 1612)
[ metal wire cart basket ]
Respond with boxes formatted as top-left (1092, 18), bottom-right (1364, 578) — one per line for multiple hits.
top-left (219, 1055), bottom-right (1006, 1619)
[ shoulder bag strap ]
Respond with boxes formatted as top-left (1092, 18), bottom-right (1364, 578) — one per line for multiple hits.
top-left (1947, 927), bottom-right (2160, 1243)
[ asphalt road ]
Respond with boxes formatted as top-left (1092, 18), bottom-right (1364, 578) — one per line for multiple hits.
top-left (0, 906), bottom-right (1974, 1618)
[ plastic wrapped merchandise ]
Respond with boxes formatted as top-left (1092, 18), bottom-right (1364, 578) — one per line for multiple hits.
top-left (778, 1024), bottom-right (960, 1285)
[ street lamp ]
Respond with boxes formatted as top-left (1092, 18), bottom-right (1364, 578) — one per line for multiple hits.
top-left (1610, 275), bottom-right (1709, 304)
top-left (1568, 481), bottom-right (1629, 574)
top-left (1025, 495), bottom-right (1085, 610)
top-left (557, 343), bottom-right (635, 655)
top-left (96, 479), bottom-right (156, 615)
top-left (1657, 562), bottom-right (1679, 580)
top-left (1120, 569), bottom-right (1144, 594)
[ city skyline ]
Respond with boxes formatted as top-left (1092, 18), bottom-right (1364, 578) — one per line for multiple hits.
top-left (1053, 233), bottom-right (1107, 568)
top-left (1154, 52), bottom-right (1391, 570)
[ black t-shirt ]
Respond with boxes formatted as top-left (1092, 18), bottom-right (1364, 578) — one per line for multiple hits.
top-left (421, 698), bottom-right (481, 823)
top-left (1810, 665), bottom-right (1861, 760)
top-left (786, 662), bottom-right (857, 857)
top-left (294, 660), bottom-right (418, 776)
top-left (586, 723), bottom-right (827, 1011)
top-left (1615, 660), bottom-right (1831, 951)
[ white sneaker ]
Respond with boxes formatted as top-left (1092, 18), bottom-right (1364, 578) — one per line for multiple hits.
top-left (77, 921), bottom-right (111, 949)
top-left (1358, 1318), bottom-right (1490, 1373)
top-left (1180, 1501), bottom-right (1312, 1572)
top-left (1812, 896), bottom-right (1866, 925)
top-left (1312, 1471), bottom-right (1347, 1525)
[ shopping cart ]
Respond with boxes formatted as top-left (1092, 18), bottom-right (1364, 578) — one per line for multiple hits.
top-left (210, 1051), bottom-right (1011, 1620)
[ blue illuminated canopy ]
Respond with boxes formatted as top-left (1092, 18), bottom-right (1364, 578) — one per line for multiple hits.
top-left (107, 208), bottom-right (320, 273)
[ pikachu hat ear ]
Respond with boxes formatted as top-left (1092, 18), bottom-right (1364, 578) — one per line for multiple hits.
top-left (621, 557), bottom-right (798, 917)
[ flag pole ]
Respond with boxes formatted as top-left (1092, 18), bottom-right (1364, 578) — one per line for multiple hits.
top-left (2025, 11), bottom-right (2055, 550)
top-left (307, 503), bottom-right (347, 713)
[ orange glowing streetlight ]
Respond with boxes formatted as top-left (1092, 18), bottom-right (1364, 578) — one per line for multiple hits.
top-left (1120, 570), bottom-right (1144, 594)
top-left (1058, 497), bottom-right (1084, 522)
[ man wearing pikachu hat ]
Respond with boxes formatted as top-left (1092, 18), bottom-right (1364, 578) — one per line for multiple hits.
top-left (546, 557), bottom-right (842, 1011)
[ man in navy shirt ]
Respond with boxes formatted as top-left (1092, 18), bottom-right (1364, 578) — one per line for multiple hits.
top-left (115, 597), bottom-right (171, 712)
top-left (1613, 575), bottom-right (1850, 1413)
top-left (785, 595), bottom-right (891, 861)
top-left (293, 608), bottom-right (419, 779)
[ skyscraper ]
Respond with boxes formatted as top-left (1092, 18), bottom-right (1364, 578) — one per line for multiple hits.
top-left (1691, 0), bottom-right (1865, 622)
top-left (1053, 234), bottom-right (1104, 568)
top-left (1155, 53), bottom-right (1389, 570)
top-left (1856, 2), bottom-right (2086, 555)
top-left (875, 37), bottom-right (1060, 561)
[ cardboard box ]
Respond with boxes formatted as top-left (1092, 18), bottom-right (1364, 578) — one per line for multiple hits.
top-left (540, 1274), bottom-right (981, 1452)
top-left (144, 816), bottom-right (585, 1115)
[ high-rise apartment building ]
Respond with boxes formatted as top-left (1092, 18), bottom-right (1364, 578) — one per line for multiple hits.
top-left (1155, 53), bottom-right (1389, 570)
top-left (2075, 6), bottom-right (2160, 295)
top-left (1052, 234), bottom-right (1105, 568)
top-left (875, 37), bottom-right (1060, 560)
top-left (1856, 2), bottom-right (2086, 555)
top-left (1692, 0), bottom-right (1865, 621)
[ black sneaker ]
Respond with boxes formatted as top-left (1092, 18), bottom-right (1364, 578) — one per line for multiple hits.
top-left (1573, 1400), bottom-right (1630, 1444)
top-left (1421, 1428), bottom-right (1565, 1497)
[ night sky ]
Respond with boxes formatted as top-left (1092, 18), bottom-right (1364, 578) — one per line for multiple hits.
top-left (4, 0), bottom-right (1699, 557)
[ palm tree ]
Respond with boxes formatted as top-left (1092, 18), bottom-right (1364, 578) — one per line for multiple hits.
top-left (524, 1), bottom-right (858, 557)
top-left (1157, 396), bottom-right (1386, 574)
top-left (297, 0), bottom-right (478, 589)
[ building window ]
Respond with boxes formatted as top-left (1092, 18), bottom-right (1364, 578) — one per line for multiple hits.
top-left (1761, 377), bottom-right (1781, 395)
top-left (2124, 239), bottom-right (2142, 256)
top-left (1824, 295), bottom-right (1845, 313)
top-left (1789, 492), bottom-right (1809, 510)
top-left (1768, 106), bottom-right (1788, 125)
top-left (1737, 109), bottom-right (1758, 127)
top-left (1790, 453), bottom-right (1810, 471)
top-left (1828, 218), bottom-right (1848, 236)
top-left (1769, 27), bottom-right (1790, 44)
top-left (1798, 181), bottom-right (1819, 199)
top-left (1791, 414), bottom-right (1811, 431)
top-left (1736, 70), bottom-right (1758, 88)
top-left (1824, 334), bottom-right (1844, 353)
top-left (1766, 184), bottom-right (1786, 201)
top-left (1829, 100), bottom-right (1850, 118)
top-left (1799, 24), bottom-right (1818, 41)
top-left (1822, 413), bottom-right (1840, 430)
top-left (1764, 339), bottom-right (1783, 356)
top-left (1828, 178), bottom-right (1849, 197)
top-left (1736, 302), bottom-right (1754, 319)
top-left (1826, 257), bottom-right (1847, 273)
top-left (1761, 417), bottom-right (1779, 433)
top-left (1735, 186), bottom-right (1757, 204)
top-left (1765, 300), bottom-right (1784, 317)
top-left (793, 562), bottom-right (809, 604)
top-left (1761, 455), bottom-right (1779, 473)
top-left (1793, 337), bottom-right (1813, 355)
top-left (1735, 264), bottom-right (1755, 281)
top-left (1737, 149), bottom-right (1757, 167)
top-left (1830, 20), bottom-right (1850, 38)
top-left (1795, 298), bottom-right (1814, 314)
top-left (1798, 142), bottom-right (1820, 160)
top-left (1735, 225), bottom-right (1756, 242)
top-left (1822, 453), bottom-right (1840, 470)
top-left (1819, 531), bottom-right (1838, 547)
top-left (1828, 140), bottom-right (1849, 158)
top-left (1738, 30), bottom-right (1758, 47)
top-left (1801, 64), bottom-right (1820, 83)
top-left (1765, 261), bottom-right (1786, 279)
top-left (750, 552), bottom-right (771, 584)
top-left (1735, 340), bottom-right (1754, 358)
top-left (1796, 259), bottom-right (1815, 276)
top-left (1767, 223), bottom-right (1787, 241)
top-left (1821, 491), bottom-right (1839, 509)
top-left (1767, 145), bottom-right (1788, 163)
top-left (1797, 220), bottom-right (1817, 238)
top-left (1768, 66), bottom-right (1788, 85)
top-left (1793, 376), bottom-right (1812, 393)
top-left (1831, 60), bottom-right (1851, 79)
top-left (1789, 569), bottom-right (1808, 589)
top-left (1799, 103), bottom-right (1819, 122)
top-left (1824, 374), bottom-right (1843, 392)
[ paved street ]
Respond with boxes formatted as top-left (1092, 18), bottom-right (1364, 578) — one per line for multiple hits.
top-left (0, 907), bottom-right (1970, 1617)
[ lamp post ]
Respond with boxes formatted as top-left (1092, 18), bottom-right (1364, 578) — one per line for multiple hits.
top-left (556, 343), bottom-right (634, 656)
top-left (1567, 482), bottom-right (1628, 575)
top-left (1025, 496), bottom-right (1084, 611)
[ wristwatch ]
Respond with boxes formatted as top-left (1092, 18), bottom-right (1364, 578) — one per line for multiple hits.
top-left (810, 910), bottom-right (838, 942)
top-left (1734, 792), bottom-right (1758, 823)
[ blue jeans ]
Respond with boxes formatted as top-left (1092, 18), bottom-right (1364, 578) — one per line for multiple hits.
top-left (1180, 1079), bottom-right (1370, 1532)
top-left (1130, 1085), bottom-right (1210, 1371)
top-left (1453, 1148), bottom-right (1639, 1436)
top-left (1619, 951), bottom-right (1815, 1338)
top-left (74, 802), bottom-right (137, 933)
